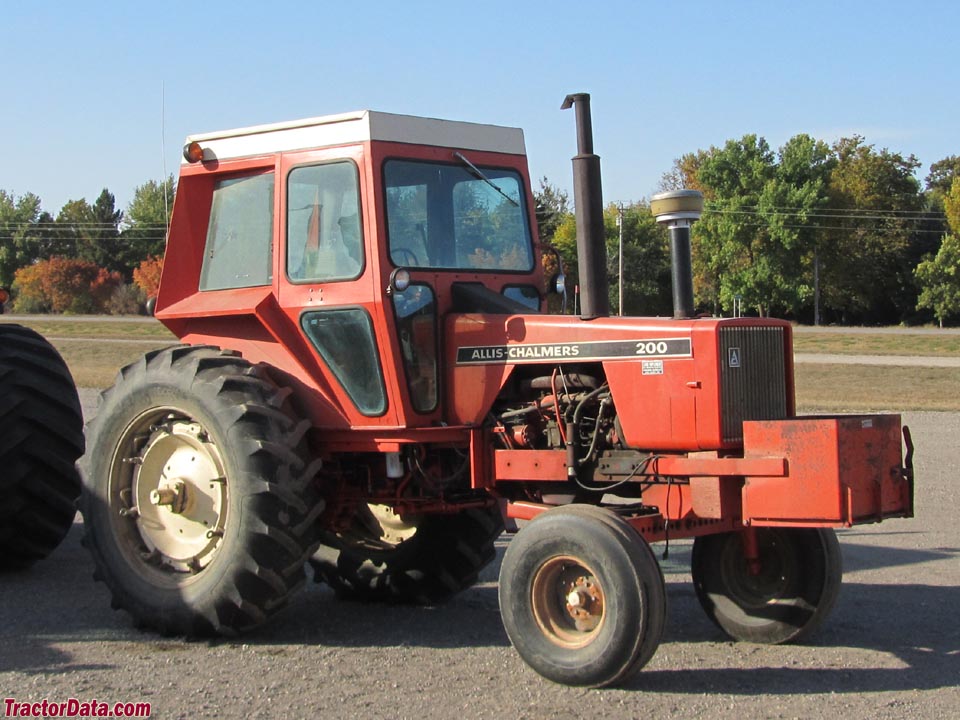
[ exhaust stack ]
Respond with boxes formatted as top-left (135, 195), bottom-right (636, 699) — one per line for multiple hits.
top-left (562, 93), bottom-right (608, 319)
top-left (651, 190), bottom-right (704, 319)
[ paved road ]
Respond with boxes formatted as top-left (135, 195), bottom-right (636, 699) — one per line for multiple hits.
top-left (2, 398), bottom-right (957, 719)
top-left (0, 314), bottom-right (160, 324)
top-left (793, 325), bottom-right (960, 336)
top-left (794, 353), bottom-right (960, 367)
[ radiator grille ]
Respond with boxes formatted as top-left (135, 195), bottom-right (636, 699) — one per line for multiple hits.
top-left (719, 326), bottom-right (788, 443)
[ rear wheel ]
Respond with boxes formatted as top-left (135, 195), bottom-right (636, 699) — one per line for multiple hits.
top-left (80, 346), bottom-right (322, 635)
top-left (312, 504), bottom-right (503, 604)
top-left (0, 324), bottom-right (84, 570)
top-left (691, 528), bottom-right (842, 644)
top-left (498, 504), bottom-right (667, 688)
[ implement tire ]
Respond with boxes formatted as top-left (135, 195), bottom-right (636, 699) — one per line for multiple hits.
top-left (0, 324), bottom-right (84, 570)
top-left (80, 346), bottom-right (323, 636)
top-left (692, 527), bottom-right (843, 644)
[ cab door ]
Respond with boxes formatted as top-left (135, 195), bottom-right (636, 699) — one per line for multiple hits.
top-left (277, 146), bottom-right (401, 427)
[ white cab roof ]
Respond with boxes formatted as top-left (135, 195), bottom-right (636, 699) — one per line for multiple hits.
top-left (184, 110), bottom-right (526, 163)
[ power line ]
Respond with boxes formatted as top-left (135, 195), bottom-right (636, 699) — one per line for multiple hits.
top-left (716, 204), bottom-right (941, 216)
top-left (704, 220), bottom-right (946, 235)
top-left (704, 204), bottom-right (944, 218)
top-left (705, 208), bottom-right (945, 223)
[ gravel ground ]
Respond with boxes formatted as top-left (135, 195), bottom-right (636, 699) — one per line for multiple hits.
top-left (1, 399), bottom-right (956, 720)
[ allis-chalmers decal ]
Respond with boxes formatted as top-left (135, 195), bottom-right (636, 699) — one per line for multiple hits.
top-left (456, 338), bottom-right (692, 365)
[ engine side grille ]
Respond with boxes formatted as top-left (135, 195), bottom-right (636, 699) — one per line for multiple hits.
top-left (719, 326), bottom-right (788, 443)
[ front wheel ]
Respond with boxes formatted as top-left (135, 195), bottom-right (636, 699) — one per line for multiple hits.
top-left (498, 505), bottom-right (667, 688)
top-left (80, 346), bottom-right (323, 636)
top-left (691, 528), bottom-right (842, 644)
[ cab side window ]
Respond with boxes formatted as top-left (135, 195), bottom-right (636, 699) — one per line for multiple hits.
top-left (287, 162), bottom-right (363, 282)
top-left (199, 173), bottom-right (275, 291)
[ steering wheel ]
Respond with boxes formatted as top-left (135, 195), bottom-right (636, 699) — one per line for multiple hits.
top-left (391, 247), bottom-right (421, 267)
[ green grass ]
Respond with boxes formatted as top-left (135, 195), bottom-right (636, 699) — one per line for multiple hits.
top-left (51, 338), bottom-right (176, 388)
top-left (0, 316), bottom-right (176, 341)
top-left (795, 364), bottom-right (960, 412)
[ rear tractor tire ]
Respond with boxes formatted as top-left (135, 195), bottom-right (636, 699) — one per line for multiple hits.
top-left (691, 527), bottom-right (842, 644)
top-left (80, 346), bottom-right (323, 636)
top-left (498, 504), bottom-right (667, 688)
top-left (0, 324), bottom-right (84, 570)
top-left (312, 503), bottom-right (504, 604)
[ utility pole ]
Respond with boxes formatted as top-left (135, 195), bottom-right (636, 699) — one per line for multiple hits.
top-left (617, 204), bottom-right (624, 316)
top-left (813, 246), bottom-right (821, 326)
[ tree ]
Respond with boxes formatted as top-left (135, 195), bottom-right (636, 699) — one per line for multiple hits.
top-left (605, 203), bottom-right (671, 316)
top-left (658, 150), bottom-right (709, 193)
top-left (533, 177), bottom-right (574, 308)
top-left (945, 176), bottom-right (960, 232)
top-left (12, 257), bottom-right (122, 314)
top-left (9, 263), bottom-right (47, 312)
top-left (916, 178), bottom-right (960, 327)
top-left (84, 189), bottom-right (124, 272)
top-left (549, 213), bottom-right (578, 313)
top-left (915, 234), bottom-right (960, 327)
top-left (759, 135), bottom-right (835, 323)
top-left (690, 135), bottom-right (782, 316)
top-left (121, 176), bottom-right (175, 265)
top-left (133, 255), bottom-right (164, 298)
top-left (0, 190), bottom-right (43, 287)
top-left (54, 198), bottom-right (92, 260)
top-left (822, 137), bottom-right (922, 324)
top-left (533, 177), bottom-right (571, 245)
top-left (925, 156), bottom-right (960, 195)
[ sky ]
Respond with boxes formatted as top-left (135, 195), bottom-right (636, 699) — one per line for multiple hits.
top-left (2, 1), bottom-right (957, 217)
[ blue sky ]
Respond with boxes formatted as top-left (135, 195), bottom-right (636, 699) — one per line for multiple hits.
top-left (2, 1), bottom-right (956, 217)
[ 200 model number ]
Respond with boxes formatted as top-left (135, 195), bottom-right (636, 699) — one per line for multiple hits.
top-left (456, 337), bottom-right (692, 365)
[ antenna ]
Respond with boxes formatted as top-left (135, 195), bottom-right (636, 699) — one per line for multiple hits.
top-left (161, 80), bottom-right (169, 227)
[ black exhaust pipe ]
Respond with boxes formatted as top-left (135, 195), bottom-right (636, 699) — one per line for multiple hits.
top-left (562, 93), bottom-right (608, 319)
top-left (650, 190), bottom-right (704, 319)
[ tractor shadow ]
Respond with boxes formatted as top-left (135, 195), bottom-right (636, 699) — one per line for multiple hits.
top-left (624, 538), bottom-right (960, 694)
top-left (4, 524), bottom-right (959, 699)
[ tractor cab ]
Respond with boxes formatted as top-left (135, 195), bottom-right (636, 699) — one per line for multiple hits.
top-left (156, 111), bottom-right (543, 430)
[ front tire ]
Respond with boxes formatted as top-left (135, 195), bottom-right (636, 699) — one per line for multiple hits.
top-left (498, 505), bottom-right (667, 688)
top-left (691, 528), bottom-right (842, 644)
top-left (80, 346), bottom-right (322, 636)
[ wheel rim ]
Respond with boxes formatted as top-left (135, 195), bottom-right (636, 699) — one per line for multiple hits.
top-left (109, 407), bottom-right (228, 581)
top-left (720, 531), bottom-right (798, 612)
top-left (530, 555), bottom-right (606, 649)
top-left (364, 504), bottom-right (419, 547)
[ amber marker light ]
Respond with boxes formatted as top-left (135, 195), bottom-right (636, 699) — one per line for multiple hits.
top-left (183, 141), bottom-right (204, 163)
top-left (387, 268), bottom-right (411, 296)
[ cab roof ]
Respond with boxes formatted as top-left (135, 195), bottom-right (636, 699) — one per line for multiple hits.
top-left (183, 110), bottom-right (527, 164)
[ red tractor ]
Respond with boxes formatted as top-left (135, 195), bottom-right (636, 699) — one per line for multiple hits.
top-left (80, 94), bottom-right (913, 687)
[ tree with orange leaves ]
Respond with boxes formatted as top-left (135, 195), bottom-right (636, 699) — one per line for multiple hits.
top-left (133, 255), bottom-right (163, 299)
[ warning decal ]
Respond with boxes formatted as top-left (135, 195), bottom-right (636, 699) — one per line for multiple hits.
top-left (456, 337), bottom-right (692, 365)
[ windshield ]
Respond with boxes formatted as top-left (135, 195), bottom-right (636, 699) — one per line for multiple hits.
top-left (384, 159), bottom-right (534, 271)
